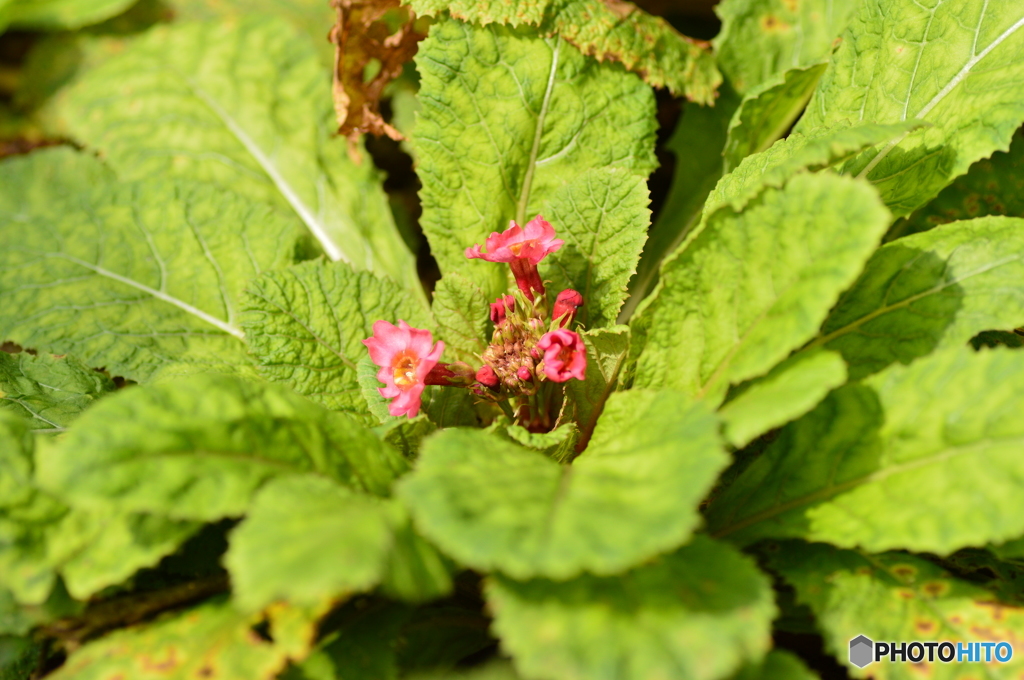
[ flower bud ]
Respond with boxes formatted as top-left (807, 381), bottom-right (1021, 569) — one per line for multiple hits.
top-left (476, 365), bottom-right (500, 389)
top-left (552, 289), bottom-right (584, 327)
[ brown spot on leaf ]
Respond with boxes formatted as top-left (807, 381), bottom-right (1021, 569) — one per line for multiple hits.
top-left (896, 588), bottom-right (916, 599)
top-left (141, 648), bottom-right (180, 672)
top-left (915, 619), bottom-right (937, 634)
top-left (922, 581), bottom-right (950, 597)
top-left (782, 0), bottom-right (798, 11)
top-left (760, 14), bottom-right (790, 32)
top-left (329, 0), bottom-right (427, 158)
top-left (891, 564), bottom-right (917, 581)
top-left (195, 664), bottom-right (215, 678)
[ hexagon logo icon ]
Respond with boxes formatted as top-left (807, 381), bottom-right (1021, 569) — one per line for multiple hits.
top-left (850, 635), bottom-right (874, 668)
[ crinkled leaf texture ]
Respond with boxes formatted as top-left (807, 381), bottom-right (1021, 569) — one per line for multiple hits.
top-left (768, 542), bottom-right (1024, 679)
top-left (799, 0), bottom-right (1024, 218)
top-left (810, 215), bottom-right (1024, 380)
top-left (56, 16), bottom-right (419, 293)
top-left (409, 0), bottom-right (720, 101)
top-left (37, 375), bottom-right (407, 522)
top-left (709, 346), bottom-right (1024, 554)
top-left (413, 17), bottom-right (657, 297)
top-left (431, 272), bottom-right (489, 366)
top-left (398, 390), bottom-right (726, 580)
top-left (243, 259), bottom-right (432, 424)
top-left (48, 597), bottom-right (311, 680)
top-left (487, 536), bottom-right (775, 680)
top-left (565, 326), bottom-right (630, 451)
top-left (540, 169), bottom-right (651, 329)
top-left (0, 412), bottom-right (199, 604)
top-left (633, 172), bottom-right (890, 405)
top-left (0, 352), bottom-right (114, 430)
top-left (713, 0), bottom-right (860, 94)
top-left (0, 148), bottom-right (297, 382)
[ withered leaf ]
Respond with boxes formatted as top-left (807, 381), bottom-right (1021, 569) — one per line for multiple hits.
top-left (329, 0), bottom-right (427, 151)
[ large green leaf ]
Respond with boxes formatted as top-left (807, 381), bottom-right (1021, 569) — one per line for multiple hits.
top-left (768, 542), bottom-right (1024, 679)
top-left (705, 120), bottom-right (920, 219)
top-left (540, 169), bottom-right (650, 329)
top-left (37, 375), bottom-right (407, 521)
top-left (633, 173), bottom-right (890, 405)
top-left (242, 259), bottom-right (432, 424)
top-left (798, 0), bottom-right (1024, 218)
top-left (709, 346), bottom-right (1024, 554)
top-left (398, 390), bottom-right (725, 579)
top-left (0, 352), bottom-right (114, 431)
top-left (486, 536), bottom-right (775, 680)
top-left (413, 18), bottom-right (657, 296)
top-left (805, 216), bottom-right (1024, 380)
top-left (408, 0), bottom-right (719, 101)
top-left (714, 0), bottom-right (860, 94)
top-left (48, 597), bottom-right (311, 680)
top-left (623, 88), bottom-right (741, 321)
top-left (225, 475), bottom-right (396, 611)
top-left (723, 63), bottom-right (828, 173)
top-left (6, 0), bottom-right (134, 30)
top-left (56, 17), bottom-right (420, 294)
top-left (430, 272), bottom-right (489, 366)
top-left (718, 349), bottom-right (847, 449)
top-left (0, 149), bottom-right (296, 382)
top-left (0, 413), bottom-right (199, 603)
top-left (896, 129), bottom-right (1024, 239)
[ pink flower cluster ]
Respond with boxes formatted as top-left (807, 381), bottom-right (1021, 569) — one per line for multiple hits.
top-left (364, 216), bottom-right (587, 425)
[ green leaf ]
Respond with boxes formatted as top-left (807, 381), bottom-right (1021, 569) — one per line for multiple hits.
top-left (714, 0), bottom-right (859, 94)
top-left (243, 259), bottom-right (432, 424)
top-left (564, 325), bottom-right (629, 451)
top-left (896, 129), bottom-right (1024, 240)
top-left (376, 416), bottom-right (438, 460)
top-left (57, 17), bottom-right (420, 294)
top-left (379, 507), bottom-right (454, 603)
top-left (767, 542), bottom-right (1024, 679)
top-left (723, 63), bottom-right (828, 173)
top-left (414, 18), bottom-right (657, 296)
top-left (0, 352), bottom-right (114, 431)
top-left (6, 0), bottom-right (134, 30)
top-left (806, 216), bottom-right (1024, 380)
top-left (706, 120), bottom-right (920, 219)
top-left (0, 635), bottom-right (39, 680)
top-left (633, 173), bottom-right (890, 405)
top-left (0, 413), bottom-right (199, 603)
top-left (47, 597), bottom-right (309, 680)
top-left (798, 0), bottom-right (1024, 218)
top-left (709, 346), bottom-right (1024, 554)
top-left (719, 350), bottom-right (847, 448)
top-left (169, 0), bottom-right (336, 64)
top-left (624, 88), bottom-right (741, 320)
top-left (431, 272), bottom-right (489, 365)
top-left (727, 650), bottom-right (818, 680)
top-left (540, 169), bottom-right (650, 329)
top-left (0, 148), bottom-right (297, 382)
top-left (398, 390), bottom-right (725, 579)
top-left (409, 0), bottom-right (719, 101)
top-left (421, 386), bottom-right (480, 429)
top-left (506, 423), bottom-right (578, 463)
top-left (225, 475), bottom-right (396, 611)
top-left (37, 375), bottom-right (407, 521)
top-left (486, 536), bottom-right (775, 680)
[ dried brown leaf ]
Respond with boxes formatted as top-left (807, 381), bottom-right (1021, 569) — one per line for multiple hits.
top-left (329, 0), bottom-right (426, 153)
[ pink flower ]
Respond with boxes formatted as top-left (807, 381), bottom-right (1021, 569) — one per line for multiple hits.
top-left (464, 216), bottom-right (563, 298)
top-left (490, 295), bottom-right (515, 325)
top-left (362, 320), bottom-right (444, 418)
top-left (537, 329), bottom-right (587, 383)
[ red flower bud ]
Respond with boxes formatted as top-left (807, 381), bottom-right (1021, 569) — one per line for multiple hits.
top-left (552, 289), bottom-right (584, 327)
top-left (476, 365), bottom-right (500, 389)
top-left (516, 366), bottom-right (532, 381)
top-left (490, 295), bottom-right (515, 325)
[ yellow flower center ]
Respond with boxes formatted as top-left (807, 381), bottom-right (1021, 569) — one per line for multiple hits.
top-left (392, 351), bottom-right (418, 388)
top-left (508, 240), bottom-right (536, 257)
